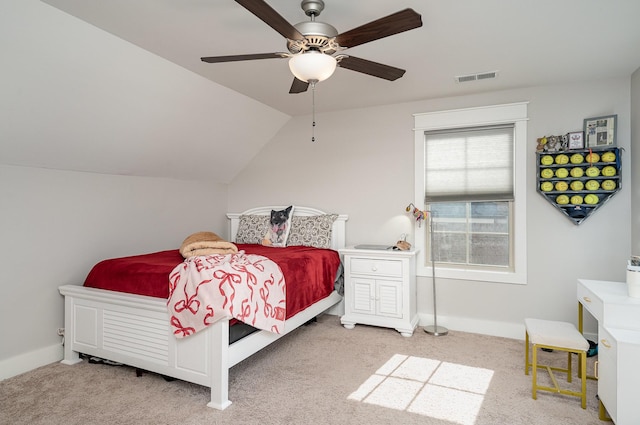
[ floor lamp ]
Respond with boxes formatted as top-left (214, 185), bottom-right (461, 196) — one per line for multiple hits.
top-left (424, 210), bottom-right (448, 336)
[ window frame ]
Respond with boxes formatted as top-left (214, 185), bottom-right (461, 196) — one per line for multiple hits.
top-left (413, 102), bottom-right (528, 284)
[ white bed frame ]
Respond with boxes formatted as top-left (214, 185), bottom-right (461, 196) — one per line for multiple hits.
top-left (59, 206), bottom-right (347, 410)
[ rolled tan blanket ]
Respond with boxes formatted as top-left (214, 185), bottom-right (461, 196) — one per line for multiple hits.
top-left (179, 231), bottom-right (238, 258)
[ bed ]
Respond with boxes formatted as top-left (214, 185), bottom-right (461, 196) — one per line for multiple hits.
top-left (58, 206), bottom-right (348, 410)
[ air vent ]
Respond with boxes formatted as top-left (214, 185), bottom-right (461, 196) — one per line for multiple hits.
top-left (455, 71), bottom-right (499, 83)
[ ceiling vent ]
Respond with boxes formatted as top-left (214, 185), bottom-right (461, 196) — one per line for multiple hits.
top-left (455, 71), bottom-right (499, 83)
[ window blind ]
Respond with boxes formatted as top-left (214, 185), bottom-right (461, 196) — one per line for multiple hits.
top-left (424, 124), bottom-right (514, 202)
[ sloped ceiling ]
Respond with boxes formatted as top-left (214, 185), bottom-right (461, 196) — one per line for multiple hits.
top-left (2, 1), bottom-right (290, 183)
top-left (41, 0), bottom-right (640, 116)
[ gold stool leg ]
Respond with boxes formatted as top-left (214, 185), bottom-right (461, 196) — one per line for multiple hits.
top-left (525, 331), bottom-right (530, 375)
top-left (579, 351), bottom-right (587, 409)
top-left (532, 343), bottom-right (538, 400)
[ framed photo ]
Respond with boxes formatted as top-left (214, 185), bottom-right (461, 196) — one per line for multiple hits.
top-left (567, 131), bottom-right (584, 149)
top-left (583, 114), bottom-right (617, 148)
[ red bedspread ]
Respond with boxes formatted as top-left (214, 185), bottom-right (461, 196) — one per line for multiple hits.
top-left (84, 244), bottom-right (340, 320)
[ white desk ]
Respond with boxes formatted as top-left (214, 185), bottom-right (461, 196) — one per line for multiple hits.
top-left (577, 279), bottom-right (640, 424)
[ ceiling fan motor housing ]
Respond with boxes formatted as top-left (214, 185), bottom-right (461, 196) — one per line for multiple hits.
top-left (289, 21), bottom-right (338, 54)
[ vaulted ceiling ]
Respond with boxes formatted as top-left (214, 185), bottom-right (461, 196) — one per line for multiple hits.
top-left (42, 0), bottom-right (640, 116)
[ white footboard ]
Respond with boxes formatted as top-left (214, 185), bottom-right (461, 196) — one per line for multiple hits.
top-left (59, 284), bottom-right (342, 409)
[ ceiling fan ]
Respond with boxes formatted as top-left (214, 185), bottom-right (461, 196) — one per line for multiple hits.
top-left (201, 0), bottom-right (423, 94)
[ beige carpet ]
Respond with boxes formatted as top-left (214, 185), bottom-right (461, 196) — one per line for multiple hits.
top-left (1, 315), bottom-right (602, 425)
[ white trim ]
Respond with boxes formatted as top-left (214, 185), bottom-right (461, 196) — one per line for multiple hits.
top-left (0, 343), bottom-right (63, 381)
top-left (417, 313), bottom-right (597, 342)
top-left (413, 102), bottom-right (528, 284)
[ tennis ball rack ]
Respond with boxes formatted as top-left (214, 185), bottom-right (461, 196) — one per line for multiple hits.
top-left (536, 146), bottom-right (622, 225)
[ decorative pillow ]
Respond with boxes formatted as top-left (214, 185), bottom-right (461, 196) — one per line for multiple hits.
top-left (235, 215), bottom-right (269, 244)
top-left (261, 206), bottom-right (294, 248)
top-left (287, 214), bottom-right (338, 249)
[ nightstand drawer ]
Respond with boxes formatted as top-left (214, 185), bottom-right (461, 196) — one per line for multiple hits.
top-left (350, 258), bottom-right (402, 277)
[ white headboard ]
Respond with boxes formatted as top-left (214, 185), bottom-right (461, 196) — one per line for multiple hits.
top-left (226, 206), bottom-right (348, 250)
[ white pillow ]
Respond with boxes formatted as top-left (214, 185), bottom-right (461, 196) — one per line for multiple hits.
top-left (287, 214), bottom-right (338, 249)
top-left (235, 215), bottom-right (269, 244)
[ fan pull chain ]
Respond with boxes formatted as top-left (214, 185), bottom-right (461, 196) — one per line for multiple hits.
top-left (311, 80), bottom-right (317, 142)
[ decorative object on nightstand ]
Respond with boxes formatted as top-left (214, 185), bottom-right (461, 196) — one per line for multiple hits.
top-left (339, 247), bottom-right (418, 337)
top-left (405, 203), bottom-right (427, 227)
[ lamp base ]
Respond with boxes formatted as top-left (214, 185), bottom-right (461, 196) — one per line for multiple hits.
top-left (424, 325), bottom-right (448, 336)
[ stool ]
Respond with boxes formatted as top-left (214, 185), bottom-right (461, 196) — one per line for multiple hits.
top-left (524, 318), bottom-right (589, 409)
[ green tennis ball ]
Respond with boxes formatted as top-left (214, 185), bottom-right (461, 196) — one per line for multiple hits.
top-left (555, 168), bottom-right (569, 178)
top-left (585, 152), bottom-right (600, 163)
top-left (540, 182), bottom-right (553, 192)
top-left (585, 166), bottom-right (600, 177)
top-left (556, 195), bottom-right (569, 205)
top-left (570, 167), bottom-right (584, 178)
top-left (570, 180), bottom-right (584, 191)
top-left (555, 181), bottom-right (568, 192)
top-left (602, 166), bottom-right (616, 177)
top-left (555, 154), bottom-right (569, 165)
top-left (601, 180), bottom-right (616, 190)
top-left (601, 151), bottom-right (616, 162)
top-left (570, 195), bottom-right (584, 205)
top-left (570, 153), bottom-right (584, 164)
top-left (584, 194), bottom-right (599, 204)
top-left (541, 168), bottom-right (554, 179)
top-left (585, 180), bottom-right (600, 191)
top-left (541, 155), bottom-right (554, 165)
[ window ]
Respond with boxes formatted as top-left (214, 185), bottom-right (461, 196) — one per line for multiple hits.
top-left (413, 103), bottom-right (528, 284)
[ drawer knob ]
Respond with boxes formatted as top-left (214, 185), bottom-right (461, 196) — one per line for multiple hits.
top-left (371, 265), bottom-right (378, 271)
top-left (600, 339), bottom-right (611, 349)
top-left (582, 296), bottom-right (592, 303)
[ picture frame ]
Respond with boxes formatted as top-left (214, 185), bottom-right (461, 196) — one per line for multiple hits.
top-left (567, 131), bottom-right (584, 150)
top-left (583, 114), bottom-right (617, 148)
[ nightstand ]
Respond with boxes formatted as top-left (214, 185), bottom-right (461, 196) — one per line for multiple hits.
top-left (339, 247), bottom-right (418, 337)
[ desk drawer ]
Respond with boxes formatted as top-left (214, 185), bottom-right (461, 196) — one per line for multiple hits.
top-left (350, 258), bottom-right (402, 278)
top-left (578, 282), bottom-right (604, 322)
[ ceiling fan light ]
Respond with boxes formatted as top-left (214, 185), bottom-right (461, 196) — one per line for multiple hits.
top-left (288, 52), bottom-right (337, 83)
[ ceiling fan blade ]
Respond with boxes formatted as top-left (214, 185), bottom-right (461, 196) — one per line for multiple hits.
top-left (201, 53), bottom-right (285, 63)
top-left (338, 56), bottom-right (406, 81)
top-left (235, 0), bottom-right (304, 41)
top-left (289, 78), bottom-right (310, 94)
top-left (335, 8), bottom-right (422, 48)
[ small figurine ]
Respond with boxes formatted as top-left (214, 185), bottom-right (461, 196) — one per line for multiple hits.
top-left (406, 203), bottom-right (427, 227)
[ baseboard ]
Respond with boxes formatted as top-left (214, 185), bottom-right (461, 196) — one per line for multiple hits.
top-left (418, 313), bottom-right (525, 340)
top-left (0, 343), bottom-right (63, 381)
top-left (0, 315), bottom-right (597, 380)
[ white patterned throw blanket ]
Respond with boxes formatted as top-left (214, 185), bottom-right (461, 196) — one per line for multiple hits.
top-left (167, 252), bottom-right (286, 338)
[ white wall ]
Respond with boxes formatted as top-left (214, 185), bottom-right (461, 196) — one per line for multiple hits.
top-left (631, 68), bottom-right (640, 255)
top-left (230, 78), bottom-right (632, 339)
top-left (0, 1), bottom-right (260, 378)
top-left (0, 165), bottom-right (228, 379)
top-left (0, 1), bottom-right (290, 183)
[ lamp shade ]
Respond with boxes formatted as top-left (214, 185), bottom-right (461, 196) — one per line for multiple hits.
top-left (288, 52), bottom-right (337, 83)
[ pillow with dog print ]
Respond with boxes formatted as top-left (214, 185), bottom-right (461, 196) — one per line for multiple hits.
top-left (261, 206), bottom-right (294, 247)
